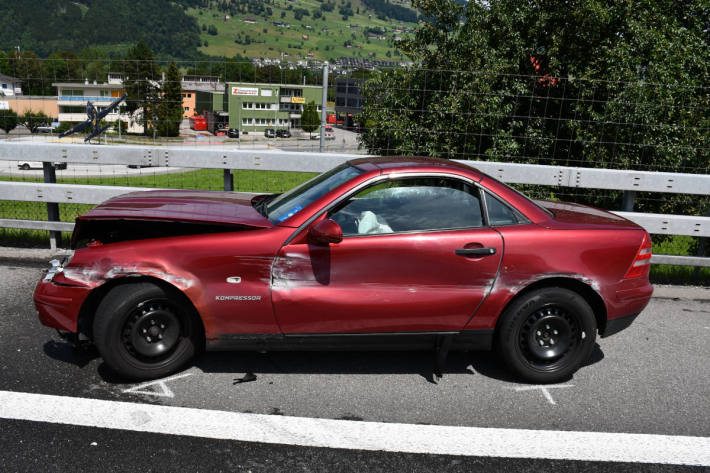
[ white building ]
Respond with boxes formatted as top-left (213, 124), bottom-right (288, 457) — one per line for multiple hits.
top-left (52, 80), bottom-right (142, 133)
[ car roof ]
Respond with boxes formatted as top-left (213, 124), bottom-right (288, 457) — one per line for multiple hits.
top-left (348, 156), bottom-right (483, 179)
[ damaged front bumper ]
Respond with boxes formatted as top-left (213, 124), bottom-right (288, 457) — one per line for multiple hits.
top-left (34, 256), bottom-right (91, 333)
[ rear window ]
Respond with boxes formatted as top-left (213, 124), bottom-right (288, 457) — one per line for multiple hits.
top-left (481, 174), bottom-right (553, 217)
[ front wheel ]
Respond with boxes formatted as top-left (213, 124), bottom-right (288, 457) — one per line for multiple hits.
top-left (496, 287), bottom-right (597, 384)
top-left (93, 282), bottom-right (202, 380)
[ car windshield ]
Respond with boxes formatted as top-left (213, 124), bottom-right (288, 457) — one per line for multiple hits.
top-left (265, 163), bottom-right (364, 224)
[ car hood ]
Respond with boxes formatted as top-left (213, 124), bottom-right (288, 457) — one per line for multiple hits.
top-left (78, 190), bottom-right (273, 228)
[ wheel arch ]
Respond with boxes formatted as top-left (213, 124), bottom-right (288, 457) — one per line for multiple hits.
top-left (76, 275), bottom-right (205, 346)
top-left (494, 277), bottom-right (608, 335)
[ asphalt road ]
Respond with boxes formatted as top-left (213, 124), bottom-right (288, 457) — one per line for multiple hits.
top-left (1, 260), bottom-right (708, 471)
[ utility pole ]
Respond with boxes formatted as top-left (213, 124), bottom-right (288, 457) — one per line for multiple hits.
top-left (319, 62), bottom-right (328, 153)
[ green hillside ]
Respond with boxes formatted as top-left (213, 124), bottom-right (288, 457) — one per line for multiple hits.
top-left (0, 0), bottom-right (417, 61)
top-left (187, 0), bottom-right (417, 61)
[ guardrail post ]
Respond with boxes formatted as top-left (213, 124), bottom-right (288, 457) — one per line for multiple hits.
top-left (42, 162), bottom-right (61, 249)
top-left (223, 169), bottom-right (234, 192)
top-left (694, 207), bottom-right (710, 278)
top-left (622, 191), bottom-right (636, 211)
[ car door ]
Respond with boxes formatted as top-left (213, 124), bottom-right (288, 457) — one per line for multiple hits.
top-left (271, 175), bottom-right (503, 334)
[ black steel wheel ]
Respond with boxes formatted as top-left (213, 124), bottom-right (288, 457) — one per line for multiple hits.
top-left (93, 282), bottom-right (203, 380)
top-left (496, 287), bottom-right (597, 383)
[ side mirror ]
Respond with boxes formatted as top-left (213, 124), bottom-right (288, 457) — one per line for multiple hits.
top-left (308, 218), bottom-right (343, 245)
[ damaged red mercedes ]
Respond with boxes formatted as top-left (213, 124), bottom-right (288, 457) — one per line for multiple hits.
top-left (34, 157), bottom-right (653, 382)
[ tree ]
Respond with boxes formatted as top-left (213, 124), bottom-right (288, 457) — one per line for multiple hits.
top-left (301, 101), bottom-right (320, 137)
top-left (359, 0), bottom-right (710, 215)
top-left (0, 108), bottom-right (18, 133)
top-left (361, 0), bottom-right (709, 170)
top-left (19, 111), bottom-right (52, 133)
top-left (123, 41), bottom-right (159, 136)
top-left (156, 62), bottom-right (183, 137)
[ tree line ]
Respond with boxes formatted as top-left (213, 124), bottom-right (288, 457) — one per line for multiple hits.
top-left (359, 0), bottom-right (710, 218)
top-left (0, 0), bottom-right (201, 58)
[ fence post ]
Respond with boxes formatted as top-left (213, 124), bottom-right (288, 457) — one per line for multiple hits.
top-left (622, 191), bottom-right (636, 211)
top-left (223, 169), bottom-right (234, 192)
top-left (319, 62), bottom-right (328, 153)
top-left (42, 162), bottom-right (61, 249)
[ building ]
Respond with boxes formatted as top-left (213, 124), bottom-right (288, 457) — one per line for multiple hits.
top-left (225, 82), bottom-right (323, 132)
top-left (181, 75), bottom-right (224, 118)
top-left (0, 73), bottom-right (22, 97)
top-left (0, 73), bottom-right (22, 96)
top-left (52, 80), bottom-right (139, 133)
top-left (0, 96), bottom-right (58, 117)
top-left (334, 78), bottom-right (363, 130)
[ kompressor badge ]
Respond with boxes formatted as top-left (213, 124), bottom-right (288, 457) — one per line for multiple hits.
top-left (215, 295), bottom-right (262, 301)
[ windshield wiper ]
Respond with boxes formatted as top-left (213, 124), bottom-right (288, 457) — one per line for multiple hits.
top-left (252, 194), bottom-right (277, 217)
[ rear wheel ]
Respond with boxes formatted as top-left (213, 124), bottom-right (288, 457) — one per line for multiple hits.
top-left (19, 163), bottom-right (30, 170)
top-left (496, 287), bottom-right (597, 383)
top-left (93, 282), bottom-right (201, 380)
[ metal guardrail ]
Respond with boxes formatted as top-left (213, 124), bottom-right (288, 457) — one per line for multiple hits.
top-left (0, 142), bottom-right (708, 267)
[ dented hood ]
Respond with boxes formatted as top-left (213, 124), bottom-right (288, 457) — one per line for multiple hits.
top-left (78, 190), bottom-right (273, 228)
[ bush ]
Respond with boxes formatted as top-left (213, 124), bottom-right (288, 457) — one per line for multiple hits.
top-left (0, 108), bottom-right (18, 133)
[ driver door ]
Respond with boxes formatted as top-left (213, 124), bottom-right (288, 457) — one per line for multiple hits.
top-left (271, 176), bottom-right (503, 334)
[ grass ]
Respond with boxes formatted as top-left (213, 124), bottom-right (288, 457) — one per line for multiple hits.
top-left (649, 235), bottom-right (710, 286)
top-left (187, 0), bottom-right (414, 61)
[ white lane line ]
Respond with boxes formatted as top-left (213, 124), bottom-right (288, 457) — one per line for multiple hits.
top-left (1, 390), bottom-right (708, 466)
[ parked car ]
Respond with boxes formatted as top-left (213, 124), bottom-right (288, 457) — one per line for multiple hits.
top-left (227, 128), bottom-right (239, 138)
top-left (311, 126), bottom-right (335, 140)
top-left (264, 128), bottom-right (276, 138)
top-left (34, 157), bottom-right (653, 382)
top-left (17, 161), bottom-right (67, 170)
top-left (276, 129), bottom-right (291, 138)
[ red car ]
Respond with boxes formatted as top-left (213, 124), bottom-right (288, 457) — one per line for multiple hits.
top-left (34, 157), bottom-right (653, 382)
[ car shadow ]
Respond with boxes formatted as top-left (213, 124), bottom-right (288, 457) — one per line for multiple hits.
top-left (43, 339), bottom-right (100, 368)
top-left (43, 338), bottom-right (605, 386)
top-left (195, 350), bottom-right (474, 384)
top-left (194, 344), bottom-right (605, 385)
top-left (467, 343), bottom-right (605, 384)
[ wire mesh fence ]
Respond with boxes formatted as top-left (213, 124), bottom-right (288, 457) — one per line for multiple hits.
top-left (0, 58), bottom-right (708, 254)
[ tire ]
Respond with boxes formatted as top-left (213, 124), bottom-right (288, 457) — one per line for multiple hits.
top-left (496, 287), bottom-right (597, 384)
top-left (93, 282), bottom-right (202, 380)
top-left (20, 163), bottom-right (30, 170)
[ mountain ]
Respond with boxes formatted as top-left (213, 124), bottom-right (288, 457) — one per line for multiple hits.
top-left (0, 0), bottom-right (418, 61)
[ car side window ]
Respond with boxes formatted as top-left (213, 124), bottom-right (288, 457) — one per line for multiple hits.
top-left (485, 192), bottom-right (521, 226)
top-left (330, 177), bottom-right (483, 235)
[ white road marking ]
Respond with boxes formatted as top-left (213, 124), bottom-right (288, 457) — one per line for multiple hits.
top-left (514, 384), bottom-right (575, 405)
top-left (1, 390), bottom-right (709, 466)
top-left (121, 373), bottom-right (192, 398)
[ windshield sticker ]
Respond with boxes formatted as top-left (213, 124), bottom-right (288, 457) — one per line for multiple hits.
top-left (277, 205), bottom-right (303, 222)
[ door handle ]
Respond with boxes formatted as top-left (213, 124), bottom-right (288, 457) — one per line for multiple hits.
top-left (455, 247), bottom-right (497, 257)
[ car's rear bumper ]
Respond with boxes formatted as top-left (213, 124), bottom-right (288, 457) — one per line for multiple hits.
top-left (601, 279), bottom-right (653, 337)
top-left (34, 278), bottom-right (90, 333)
top-left (602, 312), bottom-right (639, 338)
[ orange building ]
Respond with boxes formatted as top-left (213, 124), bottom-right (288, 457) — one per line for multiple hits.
top-left (1, 96), bottom-right (58, 117)
top-left (181, 76), bottom-right (223, 118)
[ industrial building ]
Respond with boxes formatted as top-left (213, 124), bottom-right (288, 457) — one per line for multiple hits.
top-left (224, 82), bottom-right (323, 132)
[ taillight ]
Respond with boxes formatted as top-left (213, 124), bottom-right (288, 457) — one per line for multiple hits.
top-left (624, 232), bottom-right (652, 279)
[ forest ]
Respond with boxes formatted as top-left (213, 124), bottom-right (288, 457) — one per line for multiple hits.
top-left (0, 0), bottom-right (201, 58)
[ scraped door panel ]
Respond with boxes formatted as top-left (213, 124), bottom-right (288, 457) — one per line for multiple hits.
top-left (272, 228), bottom-right (503, 334)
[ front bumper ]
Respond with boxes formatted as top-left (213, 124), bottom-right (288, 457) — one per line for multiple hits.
top-left (34, 259), bottom-right (90, 332)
